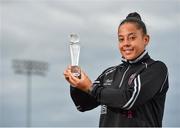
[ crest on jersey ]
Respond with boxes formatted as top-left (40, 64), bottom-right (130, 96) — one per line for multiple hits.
top-left (128, 73), bottom-right (136, 86)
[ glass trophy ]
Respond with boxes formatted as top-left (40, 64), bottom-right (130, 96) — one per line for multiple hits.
top-left (69, 33), bottom-right (81, 78)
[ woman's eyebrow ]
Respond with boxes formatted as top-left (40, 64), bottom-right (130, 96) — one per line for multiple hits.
top-left (118, 32), bottom-right (136, 37)
top-left (128, 32), bottom-right (137, 36)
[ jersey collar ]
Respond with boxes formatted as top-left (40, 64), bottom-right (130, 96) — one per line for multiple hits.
top-left (122, 50), bottom-right (149, 64)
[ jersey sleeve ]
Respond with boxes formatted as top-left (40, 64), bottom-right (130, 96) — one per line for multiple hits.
top-left (90, 61), bottom-right (169, 110)
top-left (70, 86), bottom-right (99, 112)
top-left (70, 67), bottom-right (108, 112)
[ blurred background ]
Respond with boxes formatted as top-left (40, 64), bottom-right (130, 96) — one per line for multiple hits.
top-left (0, 0), bottom-right (180, 127)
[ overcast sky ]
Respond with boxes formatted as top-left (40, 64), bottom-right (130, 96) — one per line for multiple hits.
top-left (0, 0), bottom-right (180, 127)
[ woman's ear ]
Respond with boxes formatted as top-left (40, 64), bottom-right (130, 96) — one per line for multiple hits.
top-left (144, 35), bottom-right (150, 46)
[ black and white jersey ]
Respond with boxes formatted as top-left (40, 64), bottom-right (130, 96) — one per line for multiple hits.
top-left (70, 51), bottom-right (169, 127)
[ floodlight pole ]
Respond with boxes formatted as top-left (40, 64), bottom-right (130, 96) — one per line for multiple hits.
top-left (12, 60), bottom-right (48, 127)
top-left (27, 71), bottom-right (32, 127)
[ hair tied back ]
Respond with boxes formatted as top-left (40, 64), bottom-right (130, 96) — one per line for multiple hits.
top-left (126, 12), bottom-right (142, 21)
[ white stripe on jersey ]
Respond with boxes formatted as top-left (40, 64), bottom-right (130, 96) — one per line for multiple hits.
top-left (122, 75), bottom-right (141, 109)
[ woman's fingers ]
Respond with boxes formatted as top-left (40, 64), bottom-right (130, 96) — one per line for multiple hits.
top-left (63, 66), bottom-right (80, 87)
top-left (80, 70), bottom-right (89, 81)
top-left (63, 66), bottom-right (92, 90)
top-left (68, 73), bottom-right (81, 87)
top-left (63, 68), bottom-right (70, 79)
top-left (63, 66), bottom-right (72, 82)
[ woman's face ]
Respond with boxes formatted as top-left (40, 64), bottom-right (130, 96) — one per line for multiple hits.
top-left (118, 23), bottom-right (149, 60)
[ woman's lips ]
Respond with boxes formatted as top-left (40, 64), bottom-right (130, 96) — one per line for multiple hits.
top-left (123, 48), bottom-right (134, 54)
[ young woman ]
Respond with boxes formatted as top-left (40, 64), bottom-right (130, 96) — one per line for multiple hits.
top-left (64, 12), bottom-right (169, 127)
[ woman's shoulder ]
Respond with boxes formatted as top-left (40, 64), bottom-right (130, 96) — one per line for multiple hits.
top-left (151, 60), bottom-right (168, 72)
top-left (154, 60), bottom-right (167, 67)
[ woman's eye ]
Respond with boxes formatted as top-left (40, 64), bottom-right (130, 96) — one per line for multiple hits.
top-left (119, 38), bottom-right (124, 42)
top-left (129, 36), bottom-right (136, 41)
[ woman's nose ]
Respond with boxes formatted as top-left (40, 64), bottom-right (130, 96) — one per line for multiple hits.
top-left (123, 38), bottom-right (131, 46)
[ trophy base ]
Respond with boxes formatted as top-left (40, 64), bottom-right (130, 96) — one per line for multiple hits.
top-left (71, 66), bottom-right (81, 78)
